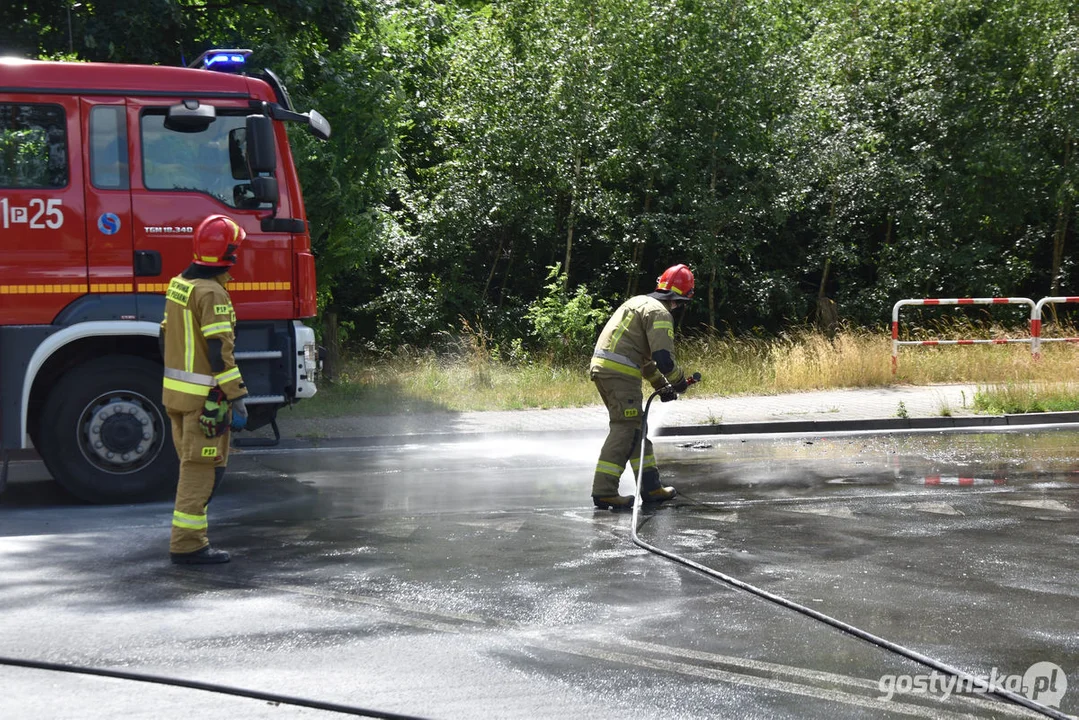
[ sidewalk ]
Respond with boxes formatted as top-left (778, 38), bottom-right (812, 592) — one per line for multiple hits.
top-left (262, 383), bottom-right (1079, 446)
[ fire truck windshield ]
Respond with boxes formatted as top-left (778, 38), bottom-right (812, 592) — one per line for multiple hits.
top-left (141, 113), bottom-right (268, 209)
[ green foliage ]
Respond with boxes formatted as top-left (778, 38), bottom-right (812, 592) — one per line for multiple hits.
top-left (7, 0), bottom-right (1079, 351)
top-left (973, 383), bottom-right (1079, 414)
top-left (525, 265), bottom-right (609, 363)
top-left (0, 126), bottom-right (49, 186)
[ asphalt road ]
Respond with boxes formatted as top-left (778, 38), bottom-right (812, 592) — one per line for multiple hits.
top-left (1, 427), bottom-right (1077, 719)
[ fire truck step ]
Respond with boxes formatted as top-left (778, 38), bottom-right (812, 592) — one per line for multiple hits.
top-left (232, 418), bottom-right (281, 448)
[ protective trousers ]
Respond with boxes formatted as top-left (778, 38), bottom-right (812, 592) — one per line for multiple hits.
top-left (591, 373), bottom-right (661, 497)
top-left (168, 409), bottom-right (230, 554)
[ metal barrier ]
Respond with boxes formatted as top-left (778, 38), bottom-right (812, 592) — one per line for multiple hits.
top-left (1032, 296), bottom-right (1079, 358)
top-left (923, 476), bottom-right (1006, 487)
top-left (891, 297), bottom-right (1037, 374)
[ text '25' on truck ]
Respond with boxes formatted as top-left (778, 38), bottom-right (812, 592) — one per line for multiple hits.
top-left (0, 49), bottom-right (329, 503)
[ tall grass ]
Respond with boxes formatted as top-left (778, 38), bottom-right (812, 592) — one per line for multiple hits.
top-left (294, 324), bottom-right (1079, 416)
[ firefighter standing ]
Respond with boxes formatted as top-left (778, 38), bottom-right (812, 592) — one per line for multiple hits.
top-left (589, 264), bottom-right (695, 510)
top-left (160, 215), bottom-right (249, 564)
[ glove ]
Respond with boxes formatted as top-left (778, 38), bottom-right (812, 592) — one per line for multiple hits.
top-left (230, 396), bottom-right (248, 431)
top-left (199, 387), bottom-right (230, 438)
top-left (659, 385), bottom-right (678, 403)
top-left (671, 375), bottom-right (689, 393)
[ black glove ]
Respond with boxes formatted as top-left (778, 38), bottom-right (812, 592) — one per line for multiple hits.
top-left (671, 375), bottom-right (689, 393)
top-left (659, 385), bottom-right (677, 402)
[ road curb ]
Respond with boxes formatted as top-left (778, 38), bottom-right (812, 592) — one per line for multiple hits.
top-left (654, 411), bottom-right (1079, 437)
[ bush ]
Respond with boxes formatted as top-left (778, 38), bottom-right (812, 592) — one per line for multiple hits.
top-left (525, 265), bottom-right (610, 364)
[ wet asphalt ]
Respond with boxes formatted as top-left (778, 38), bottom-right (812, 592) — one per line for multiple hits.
top-left (1, 418), bottom-right (1077, 719)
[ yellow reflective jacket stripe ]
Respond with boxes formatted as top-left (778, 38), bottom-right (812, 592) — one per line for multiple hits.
top-left (214, 367), bottom-right (242, 385)
top-left (610, 311), bottom-right (634, 349)
top-left (592, 357), bottom-right (641, 378)
top-left (593, 349), bottom-right (640, 369)
top-left (163, 368), bottom-right (214, 386)
top-left (201, 321), bottom-right (232, 337)
top-left (163, 376), bottom-right (212, 396)
top-left (183, 309), bottom-right (195, 372)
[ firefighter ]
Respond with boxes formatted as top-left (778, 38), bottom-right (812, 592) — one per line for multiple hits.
top-left (589, 264), bottom-right (694, 510)
top-left (160, 214), bottom-right (249, 564)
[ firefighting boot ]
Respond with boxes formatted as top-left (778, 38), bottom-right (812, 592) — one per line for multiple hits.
top-left (640, 470), bottom-right (677, 504)
top-left (592, 494), bottom-right (635, 511)
top-left (642, 486), bottom-right (677, 503)
top-left (171, 545), bottom-right (230, 565)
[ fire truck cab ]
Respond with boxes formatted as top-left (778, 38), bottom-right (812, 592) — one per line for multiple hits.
top-left (0, 50), bottom-right (328, 502)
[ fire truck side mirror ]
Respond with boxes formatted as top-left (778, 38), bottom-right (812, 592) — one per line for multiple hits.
top-left (251, 176), bottom-right (278, 205)
top-left (307, 110), bottom-right (331, 141)
top-left (246, 115), bottom-right (276, 174)
top-left (165, 99), bottom-right (216, 133)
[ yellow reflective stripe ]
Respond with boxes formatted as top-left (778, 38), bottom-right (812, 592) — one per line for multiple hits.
top-left (172, 510), bottom-right (207, 530)
top-left (214, 367), bottom-right (242, 384)
top-left (163, 376), bottom-right (212, 396)
top-left (653, 321), bottom-right (673, 331)
top-left (0, 283), bottom-right (88, 294)
top-left (139, 281), bottom-right (290, 293)
top-left (595, 460), bottom-right (623, 478)
top-left (164, 367), bottom-right (214, 386)
top-left (629, 455), bottom-right (657, 470)
top-left (229, 282), bottom-right (291, 291)
top-left (610, 311), bottom-right (634, 351)
top-left (201, 321), bottom-right (232, 337)
top-left (594, 349), bottom-right (639, 369)
top-left (592, 357), bottom-right (641, 378)
top-left (183, 309), bottom-right (195, 373)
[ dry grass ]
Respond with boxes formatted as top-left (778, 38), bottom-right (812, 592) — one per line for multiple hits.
top-left (293, 324), bottom-right (1079, 417)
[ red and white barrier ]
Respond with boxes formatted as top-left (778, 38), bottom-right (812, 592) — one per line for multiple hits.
top-left (1032, 297), bottom-right (1079, 358)
top-left (891, 298), bottom-right (1037, 374)
top-left (923, 476), bottom-right (1007, 486)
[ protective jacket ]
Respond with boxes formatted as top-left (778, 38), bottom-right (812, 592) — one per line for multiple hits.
top-left (590, 295), bottom-right (685, 390)
top-left (160, 272), bottom-right (246, 411)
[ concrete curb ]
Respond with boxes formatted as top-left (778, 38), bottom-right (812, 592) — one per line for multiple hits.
top-left (232, 411), bottom-right (1079, 452)
top-left (655, 411), bottom-right (1079, 437)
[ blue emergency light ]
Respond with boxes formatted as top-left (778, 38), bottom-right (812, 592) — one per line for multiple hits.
top-left (188, 48), bottom-right (253, 73)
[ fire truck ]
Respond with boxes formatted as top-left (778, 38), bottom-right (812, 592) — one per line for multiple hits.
top-left (0, 49), bottom-right (328, 503)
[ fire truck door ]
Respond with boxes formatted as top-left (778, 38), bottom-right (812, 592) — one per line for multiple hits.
top-left (129, 104), bottom-right (293, 321)
top-left (81, 98), bottom-right (135, 317)
top-left (0, 96), bottom-right (87, 325)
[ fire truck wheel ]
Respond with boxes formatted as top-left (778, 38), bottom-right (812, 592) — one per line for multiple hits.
top-left (38, 355), bottom-right (178, 503)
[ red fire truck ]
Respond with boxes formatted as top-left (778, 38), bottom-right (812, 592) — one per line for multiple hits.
top-left (0, 49), bottom-right (328, 502)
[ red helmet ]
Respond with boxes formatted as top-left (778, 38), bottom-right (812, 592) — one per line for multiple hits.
top-left (653, 264), bottom-right (694, 301)
top-left (192, 214), bottom-right (245, 267)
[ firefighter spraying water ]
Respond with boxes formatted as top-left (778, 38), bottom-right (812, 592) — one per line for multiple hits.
top-left (589, 264), bottom-right (697, 510)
